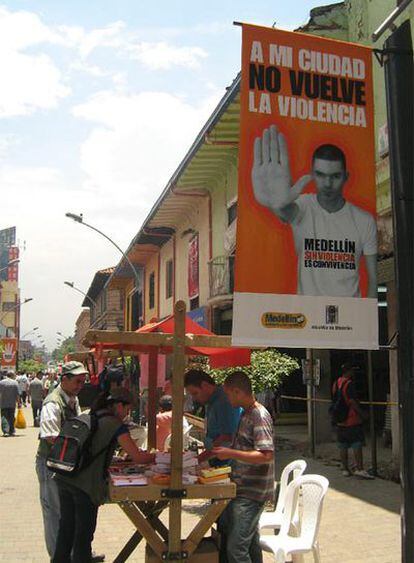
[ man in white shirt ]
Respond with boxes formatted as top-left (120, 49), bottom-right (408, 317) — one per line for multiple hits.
top-left (252, 125), bottom-right (377, 298)
top-left (36, 361), bottom-right (86, 559)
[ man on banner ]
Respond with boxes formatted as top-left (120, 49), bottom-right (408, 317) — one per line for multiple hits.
top-left (252, 124), bottom-right (377, 298)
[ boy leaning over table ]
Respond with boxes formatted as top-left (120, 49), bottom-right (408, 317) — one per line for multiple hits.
top-left (212, 371), bottom-right (275, 563)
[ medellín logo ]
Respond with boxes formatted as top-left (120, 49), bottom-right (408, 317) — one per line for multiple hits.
top-left (261, 312), bottom-right (307, 329)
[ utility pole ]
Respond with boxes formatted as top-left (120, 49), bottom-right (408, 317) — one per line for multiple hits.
top-left (383, 20), bottom-right (414, 562)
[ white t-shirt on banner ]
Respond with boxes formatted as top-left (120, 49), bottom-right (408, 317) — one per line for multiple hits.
top-left (291, 194), bottom-right (377, 297)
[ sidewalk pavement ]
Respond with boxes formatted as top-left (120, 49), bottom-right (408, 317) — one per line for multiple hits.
top-left (0, 406), bottom-right (400, 562)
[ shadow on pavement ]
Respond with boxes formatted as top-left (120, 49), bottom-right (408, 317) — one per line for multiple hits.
top-left (275, 448), bottom-right (400, 515)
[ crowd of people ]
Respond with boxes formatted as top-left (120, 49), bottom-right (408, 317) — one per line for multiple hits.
top-left (0, 359), bottom-right (374, 563)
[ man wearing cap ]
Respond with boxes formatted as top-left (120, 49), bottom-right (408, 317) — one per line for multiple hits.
top-left (36, 361), bottom-right (87, 560)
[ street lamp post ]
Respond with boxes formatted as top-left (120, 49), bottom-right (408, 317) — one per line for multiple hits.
top-left (0, 298), bottom-right (33, 325)
top-left (65, 213), bottom-right (140, 292)
top-left (64, 281), bottom-right (97, 308)
top-left (21, 327), bottom-right (39, 339)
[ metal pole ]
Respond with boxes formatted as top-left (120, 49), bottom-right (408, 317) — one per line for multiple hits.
top-left (81, 221), bottom-right (141, 292)
top-left (306, 348), bottom-right (315, 457)
top-left (383, 20), bottom-right (414, 562)
top-left (64, 283), bottom-right (97, 308)
top-left (372, 0), bottom-right (413, 43)
top-left (367, 351), bottom-right (377, 475)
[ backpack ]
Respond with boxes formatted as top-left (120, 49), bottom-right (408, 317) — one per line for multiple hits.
top-left (46, 411), bottom-right (110, 476)
top-left (329, 379), bottom-right (350, 425)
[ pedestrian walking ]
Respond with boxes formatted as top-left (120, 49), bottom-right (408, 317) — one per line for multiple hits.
top-left (36, 361), bottom-right (86, 559)
top-left (332, 363), bottom-right (374, 479)
top-left (16, 372), bottom-right (29, 406)
top-left (212, 371), bottom-right (275, 563)
top-left (29, 371), bottom-right (44, 427)
top-left (53, 388), bottom-right (154, 563)
top-left (0, 372), bottom-right (21, 436)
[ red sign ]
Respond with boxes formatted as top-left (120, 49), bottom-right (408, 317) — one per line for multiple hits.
top-left (8, 247), bottom-right (19, 282)
top-left (188, 235), bottom-right (199, 299)
top-left (1, 338), bottom-right (17, 368)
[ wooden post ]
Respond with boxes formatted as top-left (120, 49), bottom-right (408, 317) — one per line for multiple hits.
top-left (169, 301), bottom-right (186, 558)
top-left (148, 349), bottom-right (158, 450)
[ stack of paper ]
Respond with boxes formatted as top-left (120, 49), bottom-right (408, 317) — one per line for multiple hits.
top-left (198, 465), bottom-right (232, 485)
top-left (111, 474), bottom-right (148, 487)
top-left (148, 451), bottom-right (198, 484)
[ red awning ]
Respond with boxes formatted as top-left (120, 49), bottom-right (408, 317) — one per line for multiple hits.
top-left (136, 315), bottom-right (251, 369)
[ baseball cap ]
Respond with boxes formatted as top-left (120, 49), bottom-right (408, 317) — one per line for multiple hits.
top-left (61, 361), bottom-right (88, 378)
top-left (107, 388), bottom-right (134, 405)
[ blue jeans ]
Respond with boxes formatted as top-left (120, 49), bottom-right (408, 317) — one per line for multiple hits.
top-left (218, 496), bottom-right (265, 563)
top-left (36, 455), bottom-right (60, 558)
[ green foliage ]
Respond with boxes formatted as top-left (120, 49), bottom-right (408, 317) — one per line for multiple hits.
top-left (51, 336), bottom-right (75, 362)
top-left (19, 358), bottom-right (45, 374)
top-left (209, 349), bottom-right (299, 393)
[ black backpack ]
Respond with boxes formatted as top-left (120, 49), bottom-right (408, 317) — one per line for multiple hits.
top-left (46, 412), bottom-right (110, 476)
top-left (329, 380), bottom-right (350, 425)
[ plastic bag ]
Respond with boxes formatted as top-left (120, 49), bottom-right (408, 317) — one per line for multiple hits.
top-left (15, 408), bottom-right (27, 429)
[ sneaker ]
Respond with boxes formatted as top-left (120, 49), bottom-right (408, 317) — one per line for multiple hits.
top-left (354, 469), bottom-right (375, 480)
top-left (342, 469), bottom-right (352, 477)
top-left (91, 553), bottom-right (105, 562)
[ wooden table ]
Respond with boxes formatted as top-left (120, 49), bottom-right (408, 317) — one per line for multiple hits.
top-left (110, 482), bottom-right (236, 562)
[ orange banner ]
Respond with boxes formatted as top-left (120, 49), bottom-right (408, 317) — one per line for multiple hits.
top-left (232, 25), bottom-right (378, 350)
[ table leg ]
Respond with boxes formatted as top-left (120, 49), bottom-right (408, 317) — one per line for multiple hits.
top-left (120, 502), bottom-right (166, 558)
top-left (183, 499), bottom-right (230, 558)
top-left (113, 530), bottom-right (143, 563)
top-left (114, 500), bottom-right (168, 562)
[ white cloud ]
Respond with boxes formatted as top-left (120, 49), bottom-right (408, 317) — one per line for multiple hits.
top-left (0, 51), bottom-right (70, 117)
top-left (0, 7), bottom-right (70, 117)
top-left (72, 88), bottom-right (221, 201)
top-left (125, 41), bottom-right (208, 70)
top-left (58, 21), bottom-right (125, 59)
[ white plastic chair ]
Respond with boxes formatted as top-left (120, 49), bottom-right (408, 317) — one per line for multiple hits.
top-left (259, 459), bottom-right (307, 533)
top-left (260, 474), bottom-right (329, 563)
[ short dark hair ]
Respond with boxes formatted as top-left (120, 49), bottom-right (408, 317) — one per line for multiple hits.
top-left (159, 395), bottom-right (172, 411)
top-left (224, 370), bottom-right (252, 394)
top-left (184, 369), bottom-right (215, 388)
top-left (312, 144), bottom-right (346, 171)
top-left (341, 363), bottom-right (354, 377)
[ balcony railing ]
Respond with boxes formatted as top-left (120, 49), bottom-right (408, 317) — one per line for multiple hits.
top-left (209, 255), bottom-right (234, 299)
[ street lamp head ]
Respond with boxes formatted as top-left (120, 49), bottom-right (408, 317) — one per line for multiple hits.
top-left (23, 298), bottom-right (33, 304)
top-left (65, 212), bottom-right (83, 223)
top-left (8, 259), bottom-right (19, 266)
top-left (64, 281), bottom-right (74, 288)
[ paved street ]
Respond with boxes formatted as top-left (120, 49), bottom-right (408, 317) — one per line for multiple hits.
top-left (0, 406), bottom-right (401, 562)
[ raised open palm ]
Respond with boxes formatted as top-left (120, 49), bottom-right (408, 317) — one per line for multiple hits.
top-left (251, 125), bottom-right (311, 213)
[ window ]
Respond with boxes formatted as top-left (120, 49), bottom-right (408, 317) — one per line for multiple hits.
top-left (149, 272), bottom-right (155, 310)
top-left (166, 260), bottom-right (173, 299)
top-left (190, 296), bottom-right (199, 311)
top-left (2, 302), bottom-right (15, 312)
top-left (227, 201), bottom-right (238, 225)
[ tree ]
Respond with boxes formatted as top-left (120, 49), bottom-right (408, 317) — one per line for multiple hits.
top-left (208, 349), bottom-right (300, 393)
top-left (51, 336), bottom-right (75, 362)
top-left (19, 358), bottom-right (45, 374)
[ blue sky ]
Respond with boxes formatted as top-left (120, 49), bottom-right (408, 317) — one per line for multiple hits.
top-left (0, 0), bottom-right (341, 349)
